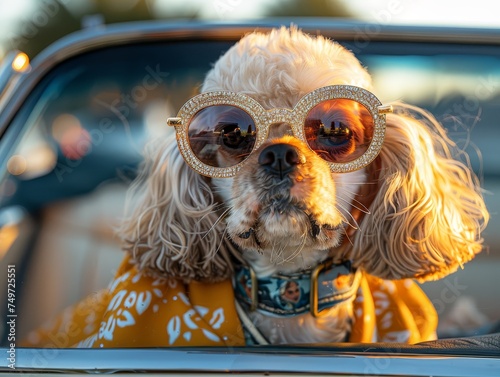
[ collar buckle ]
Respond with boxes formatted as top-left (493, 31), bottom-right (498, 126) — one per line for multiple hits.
top-left (248, 264), bottom-right (258, 311)
top-left (310, 260), bottom-right (330, 317)
top-left (310, 260), bottom-right (361, 317)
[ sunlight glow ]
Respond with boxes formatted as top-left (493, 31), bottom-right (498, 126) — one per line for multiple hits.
top-left (11, 52), bottom-right (30, 72)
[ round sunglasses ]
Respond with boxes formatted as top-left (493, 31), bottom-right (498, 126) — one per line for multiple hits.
top-left (167, 85), bottom-right (392, 178)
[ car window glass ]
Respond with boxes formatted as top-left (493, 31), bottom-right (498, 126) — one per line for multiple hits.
top-left (0, 39), bottom-right (498, 348)
top-left (0, 41), bottom-right (234, 344)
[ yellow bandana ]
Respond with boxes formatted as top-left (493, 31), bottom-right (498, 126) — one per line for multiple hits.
top-left (24, 257), bottom-right (437, 348)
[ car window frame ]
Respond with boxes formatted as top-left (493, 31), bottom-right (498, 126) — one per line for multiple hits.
top-left (0, 19), bottom-right (499, 375)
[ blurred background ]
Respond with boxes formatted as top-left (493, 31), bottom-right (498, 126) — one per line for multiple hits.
top-left (0, 0), bottom-right (499, 344)
top-left (1, 0), bottom-right (500, 59)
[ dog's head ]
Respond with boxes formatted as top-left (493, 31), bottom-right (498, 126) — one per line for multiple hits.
top-left (120, 27), bottom-right (488, 283)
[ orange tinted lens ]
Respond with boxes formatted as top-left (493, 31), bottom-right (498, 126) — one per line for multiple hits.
top-left (188, 105), bottom-right (257, 168)
top-left (304, 99), bottom-right (374, 164)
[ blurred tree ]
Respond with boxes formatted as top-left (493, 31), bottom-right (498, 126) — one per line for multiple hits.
top-left (8, 0), bottom-right (198, 59)
top-left (6, 0), bottom-right (353, 59)
top-left (264, 0), bottom-right (353, 18)
top-left (8, 0), bottom-right (80, 58)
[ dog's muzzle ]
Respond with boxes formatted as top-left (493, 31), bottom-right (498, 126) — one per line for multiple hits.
top-left (237, 215), bottom-right (341, 246)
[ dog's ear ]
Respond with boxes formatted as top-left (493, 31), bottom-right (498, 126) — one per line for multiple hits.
top-left (119, 132), bottom-right (232, 283)
top-left (350, 103), bottom-right (489, 281)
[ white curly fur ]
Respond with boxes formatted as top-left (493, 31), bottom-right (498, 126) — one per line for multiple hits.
top-left (119, 27), bottom-right (489, 344)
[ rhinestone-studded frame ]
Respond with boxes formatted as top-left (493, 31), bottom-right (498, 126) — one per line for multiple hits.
top-left (172, 85), bottom-right (387, 178)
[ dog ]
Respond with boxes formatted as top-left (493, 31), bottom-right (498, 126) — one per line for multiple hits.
top-left (113, 27), bottom-right (488, 344)
top-left (113, 27), bottom-right (489, 345)
top-left (25, 27), bottom-right (489, 348)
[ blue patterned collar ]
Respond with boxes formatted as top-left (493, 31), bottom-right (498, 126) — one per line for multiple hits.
top-left (234, 260), bottom-right (361, 317)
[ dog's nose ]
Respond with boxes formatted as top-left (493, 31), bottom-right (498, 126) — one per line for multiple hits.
top-left (258, 144), bottom-right (300, 179)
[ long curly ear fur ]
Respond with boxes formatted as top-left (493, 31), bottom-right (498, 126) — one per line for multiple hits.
top-left (119, 131), bottom-right (232, 282)
top-left (351, 103), bottom-right (489, 281)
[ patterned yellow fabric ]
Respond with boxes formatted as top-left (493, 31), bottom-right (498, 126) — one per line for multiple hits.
top-left (351, 275), bottom-right (438, 343)
top-left (24, 257), bottom-right (437, 348)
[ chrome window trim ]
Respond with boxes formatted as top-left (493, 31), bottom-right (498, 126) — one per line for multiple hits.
top-left (1, 348), bottom-right (499, 376)
top-left (0, 51), bottom-right (23, 97)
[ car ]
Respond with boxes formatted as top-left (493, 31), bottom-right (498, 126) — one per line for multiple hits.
top-left (0, 19), bottom-right (499, 376)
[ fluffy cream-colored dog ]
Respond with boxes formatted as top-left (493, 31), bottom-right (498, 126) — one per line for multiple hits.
top-left (120, 27), bottom-right (488, 344)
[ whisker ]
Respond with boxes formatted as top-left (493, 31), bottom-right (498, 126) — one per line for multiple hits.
top-left (270, 240), bottom-right (277, 263)
top-left (342, 228), bottom-right (355, 247)
top-left (210, 187), bottom-right (232, 197)
top-left (211, 202), bottom-right (228, 209)
top-left (207, 227), bottom-right (229, 260)
top-left (336, 203), bottom-right (360, 230)
top-left (196, 202), bottom-right (227, 224)
top-left (335, 185), bottom-right (376, 204)
top-left (201, 207), bottom-right (231, 240)
top-left (283, 232), bottom-right (307, 263)
top-left (335, 187), bottom-right (367, 198)
top-left (334, 185), bottom-right (372, 214)
top-left (270, 241), bottom-right (283, 264)
top-left (336, 195), bottom-right (370, 215)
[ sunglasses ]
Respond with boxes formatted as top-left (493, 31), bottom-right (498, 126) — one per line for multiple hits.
top-left (167, 85), bottom-right (392, 178)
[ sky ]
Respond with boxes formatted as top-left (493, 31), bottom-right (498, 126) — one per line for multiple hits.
top-left (344, 0), bottom-right (500, 27)
top-left (2, 0), bottom-right (499, 26)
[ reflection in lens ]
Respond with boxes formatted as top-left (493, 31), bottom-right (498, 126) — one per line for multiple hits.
top-left (304, 99), bottom-right (374, 163)
top-left (188, 105), bottom-right (256, 168)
